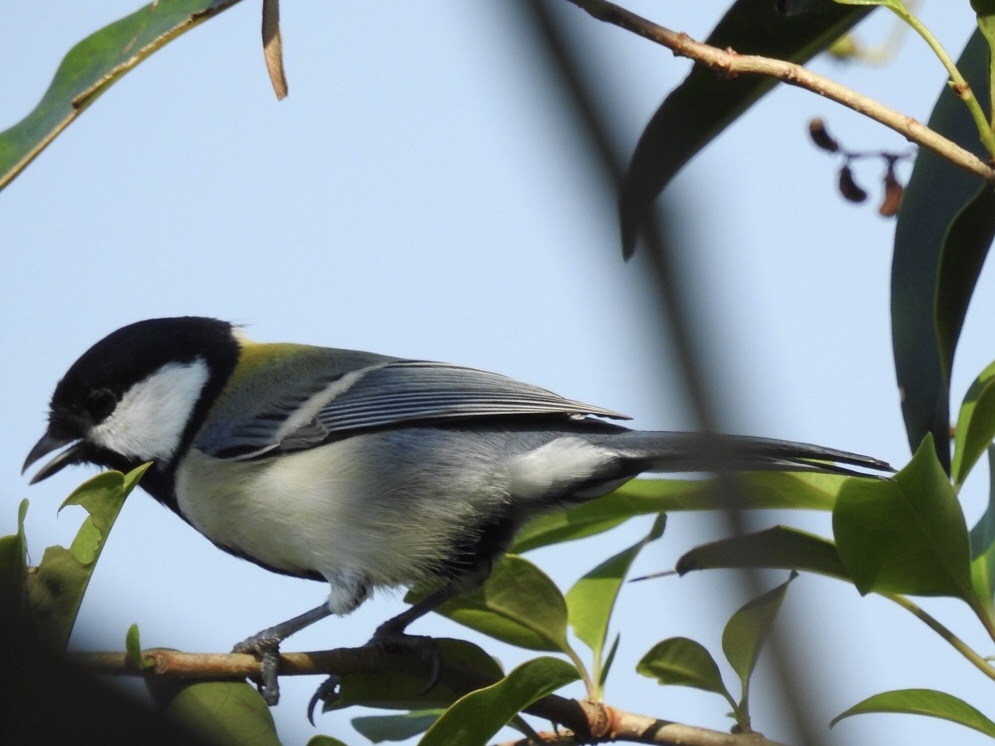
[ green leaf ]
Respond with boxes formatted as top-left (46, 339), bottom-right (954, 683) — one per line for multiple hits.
top-left (833, 437), bottom-right (976, 602)
top-left (307, 737), bottom-right (351, 746)
top-left (566, 515), bottom-right (665, 664)
top-left (636, 637), bottom-right (734, 704)
top-left (423, 555), bottom-right (571, 653)
top-left (319, 639), bottom-right (502, 714)
top-left (513, 471), bottom-right (852, 553)
top-left (160, 681), bottom-right (281, 746)
top-left (974, 0), bottom-right (995, 121)
top-left (351, 710), bottom-right (442, 743)
top-left (0, 500), bottom-right (29, 630)
top-left (420, 657), bottom-right (580, 746)
top-left (721, 575), bottom-right (794, 720)
top-left (619, 0), bottom-right (871, 254)
top-left (832, 0), bottom-right (906, 9)
top-left (891, 30), bottom-right (994, 471)
top-left (969, 447), bottom-right (995, 618)
top-left (677, 526), bottom-right (849, 581)
top-left (0, 0), bottom-right (242, 192)
top-left (26, 465), bottom-right (149, 650)
top-left (952, 360), bottom-right (995, 486)
top-left (831, 688), bottom-right (995, 738)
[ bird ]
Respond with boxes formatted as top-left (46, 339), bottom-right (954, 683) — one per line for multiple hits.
top-left (23, 316), bottom-right (891, 705)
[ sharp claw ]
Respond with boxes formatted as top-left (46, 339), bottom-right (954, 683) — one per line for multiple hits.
top-left (307, 676), bottom-right (341, 725)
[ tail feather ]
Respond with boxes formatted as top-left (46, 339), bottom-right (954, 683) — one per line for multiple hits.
top-left (599, 431), bottom-right (892, 477)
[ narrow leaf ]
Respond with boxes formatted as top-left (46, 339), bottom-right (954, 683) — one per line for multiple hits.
top-left (833, 437), bottom-right (975, 602)
top-left (891, 30), bottom-right (993, 470)
top-left (566, 515), bottom-right (665, 660)
top-left (0, 0), bottom-right (242, 192)
top-left (677, 525), bottom-right (849, 581)
top-left (969, 447), bottom-right (995, 618)
top-left (420, 657), bottom-right (580, 746)
top-left (636, 637), bottom-right (734, 703)
top-left (0, 500), bottom-right (29, 631)
top-left (832, 688), bottom-right (995, 738)
top-left (620, 0), bottom-right (870, 254)
top-left (952, 360), bottom-right (995, 487)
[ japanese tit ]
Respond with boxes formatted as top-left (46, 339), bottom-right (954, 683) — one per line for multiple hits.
top-left (24, 317), bottom-right (890, 703)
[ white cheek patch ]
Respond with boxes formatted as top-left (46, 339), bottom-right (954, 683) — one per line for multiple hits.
top-left (90, 360), bottom-right (210, 462)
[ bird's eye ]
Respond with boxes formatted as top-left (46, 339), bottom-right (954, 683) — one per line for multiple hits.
top-left (86, 388), bottom-right (117, 420)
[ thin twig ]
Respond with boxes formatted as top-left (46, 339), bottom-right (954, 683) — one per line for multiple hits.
top-left (564, 0), bottom-right (995, 182)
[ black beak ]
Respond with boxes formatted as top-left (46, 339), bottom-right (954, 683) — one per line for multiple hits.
top-left (23, 431), bottom-right (83, 484)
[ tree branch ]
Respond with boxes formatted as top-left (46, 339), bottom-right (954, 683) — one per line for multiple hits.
top-left (73, 647), bottom-right (789, 746)
top-left (564, 0), bottom-right (995, 182)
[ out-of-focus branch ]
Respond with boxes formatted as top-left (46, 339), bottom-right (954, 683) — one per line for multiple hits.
top-left (564, 0), bottom-right (995, 181)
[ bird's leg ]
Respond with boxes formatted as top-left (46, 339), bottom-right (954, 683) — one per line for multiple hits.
top-left (233, 603), bottom-right (332, 705)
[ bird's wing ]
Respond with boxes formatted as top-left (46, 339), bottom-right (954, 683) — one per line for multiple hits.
top-left (198, 357), bottom-right (629, 460)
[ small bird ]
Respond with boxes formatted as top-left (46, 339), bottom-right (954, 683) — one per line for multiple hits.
top-left (24, 317), bottom-right (890, 704)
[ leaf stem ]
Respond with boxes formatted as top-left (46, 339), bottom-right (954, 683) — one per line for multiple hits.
top-left (884, 2), bottom-right (995, 157)
top-left (885, 592), bottom-right (995, 682)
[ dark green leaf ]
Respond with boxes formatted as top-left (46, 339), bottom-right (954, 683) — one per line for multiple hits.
top-left (566, 515), bottom-right (665, 661)
top-left (722, 575), bottom-right (794, 715)
top-left (891, 30), bottom-right (994, 471)
top-left (351, 710), bottom-right (442, 743)
top-left (26, 465), bottom-right (148, 650)
top-left (677, 526), bottom-right (849, 581)
top-left (0, 500), bottom-right (29, 630)
top-left (619, 0), bottom-right (871, 254)
top-left (831, 688), bottom-right (995, 738)
top-left (0, 0), bottom-right (242, 192)
top-left (972, 1), bottom-right (995, 122)
top-left (636, 637), bottom-right (734, 704)
top-left (323, 639), bottom-right (502, 712)
top-left (833, 438), bottom-right (976, 602)
top-left (420, 657), bottom-right (580, 746)
top-left (306, 737), bottom-right (351, 746)
top-left (952, 360), bottom-right (995, 488)
top-left (425, 555), bottom-right (571, 653)
top-left (162, 681), bottom-right (281, 746)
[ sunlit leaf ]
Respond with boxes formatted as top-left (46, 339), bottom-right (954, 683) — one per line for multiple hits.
top-left (0, 0), bottom-right (243, 191)
top-left (154, 681), bottom-right (281, 746)
top-left (833, 438), bottom-right (975, 603)
top-left (26, 465), bottom-right (148, 650)
top-left (636, 637), bottom-right (734, 705)
top-left (566, 515), bottom-right (665, 663)
top-left (832, 688), bottom-right (995, 738)
top-left (420, 657), bottom-right (580, 746)
top-left (952, 360), bottom-right (995, 486)
top-left (425, 555), bottom-right (571, 653)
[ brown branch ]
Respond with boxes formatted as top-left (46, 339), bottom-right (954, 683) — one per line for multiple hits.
top-left (564, 0), bottom-right (995, 182)
top-left (72, 648), bottom-right (788, 746)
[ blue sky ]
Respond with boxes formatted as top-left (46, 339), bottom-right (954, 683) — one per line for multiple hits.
top-left (3, 2), bottom-right (993, 744)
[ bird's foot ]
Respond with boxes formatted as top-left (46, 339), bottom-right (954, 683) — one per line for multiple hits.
top-left (233, 632), bottom-right (283, 705)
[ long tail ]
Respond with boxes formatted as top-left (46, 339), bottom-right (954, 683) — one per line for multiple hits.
top-left (595, 431), bottom-right (893, 477)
